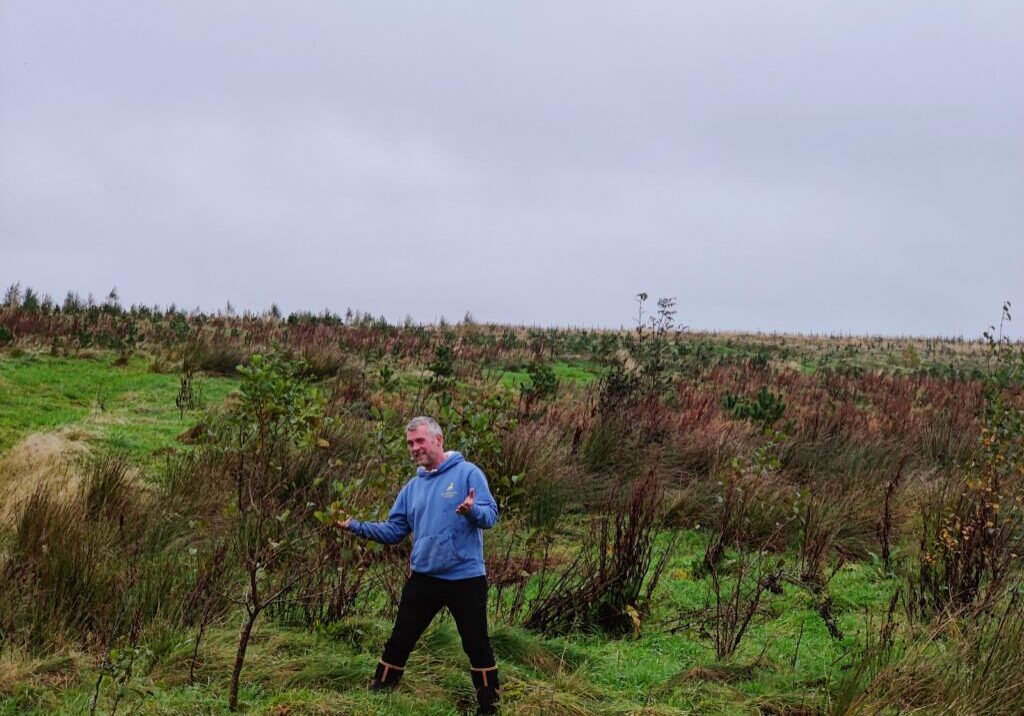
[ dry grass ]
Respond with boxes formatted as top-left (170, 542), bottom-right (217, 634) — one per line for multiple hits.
top-left (0, 430), bottom-right (89, 523)
top-left (674, 662), bottom-right (763, 685)
top-left (0, 650), bottom-right (83, 694)
top-left (504, 673), bottom-right (602, 716)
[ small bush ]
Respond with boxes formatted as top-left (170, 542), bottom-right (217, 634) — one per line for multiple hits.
top-left (909, 472), bottom-right (1021, 617)
top-left (722, 386), bottom-right (786, 428)
top-left (703, 470), bottom-right (795, 571)
top-left (524, 474), bottom-right (674, 636)
top-left (183, 338), bottom-right (249, 375)
top-left (519, 360), bottom-right (559, 416)
top-left (299, 342), bottom-right (348, 379)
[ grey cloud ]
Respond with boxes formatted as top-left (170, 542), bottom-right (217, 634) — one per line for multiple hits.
top-left (2, 1), bottom-right (1021, 335)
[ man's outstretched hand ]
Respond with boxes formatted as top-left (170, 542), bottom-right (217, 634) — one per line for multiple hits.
top-left (456, 488), bottom-right (475, 516)
top-left (335, 518), bottom-right (351, 531)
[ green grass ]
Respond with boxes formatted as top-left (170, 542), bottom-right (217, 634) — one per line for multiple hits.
top-left (0, 352), bottom-right (238, 461)
top-left (0, 352), bottom-right (948, 715)
top-left (0, 524), bottom-right (902, 715)
top-left (492, 361), bottom-right (602, 391)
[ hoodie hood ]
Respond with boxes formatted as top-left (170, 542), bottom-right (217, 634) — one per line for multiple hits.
top-left (416, 450), bottom-right (464, 478)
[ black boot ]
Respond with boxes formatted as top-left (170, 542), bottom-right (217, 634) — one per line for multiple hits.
top-left (470, 666), bottom-right (500, 714)
top-left (370, 660), bottom-right (404, 692)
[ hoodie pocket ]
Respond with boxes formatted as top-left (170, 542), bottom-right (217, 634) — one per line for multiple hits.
top-left (410, 533), bottom-right (457, 575)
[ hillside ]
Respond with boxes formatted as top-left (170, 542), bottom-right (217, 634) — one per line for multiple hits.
top-left (0, 298), bottom-right (1021, 715)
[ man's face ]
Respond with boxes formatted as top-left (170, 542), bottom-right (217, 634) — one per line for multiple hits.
top-left (406, 425), bottom-right (444, 470)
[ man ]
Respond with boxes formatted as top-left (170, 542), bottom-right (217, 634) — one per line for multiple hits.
top-left (337, 416), bottom-right (501, 714)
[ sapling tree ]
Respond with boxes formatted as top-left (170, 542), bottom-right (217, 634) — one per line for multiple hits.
top-left (312, 406), bottom-right (408, 621)
top-left (641, 296), bottom-right (681, 397)
top-left (225, 351), bottom-right (327, 711)
top-left (695, 457), bottom-right (794, 660)
top-left (519, 360), bottom-right (559, 417)
top-left (912, 303), bottom-right (1024, 616)
top-left (601, 293), bottom-right (682, 414)
top-left (427, 343), bottom-right (456, 392)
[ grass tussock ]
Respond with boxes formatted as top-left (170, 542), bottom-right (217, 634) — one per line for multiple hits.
top-left (0, 453), bottom-right (228, 652)
top-left (830, 592), bottom-right (1024, 716)
top-left (490, 625), bottom-right (587, 673)
top-left (0, 651), bottom-right (82, 695)
top-left (674, 661), bottom-right (763, 685)
top-left (497, 420), bottom-right (582, 528)
top-left (503, 673), bottom-right (604, 716)
top-left (0, 430), bottom-right (88, 523)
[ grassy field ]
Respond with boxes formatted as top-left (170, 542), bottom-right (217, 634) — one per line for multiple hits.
top-left (492, 361), bottom-right (602, 391)
top-left (0, 301), bottom-right (1020, 716)
top-left (0, 525), bottom-right (897, 716)
top-left (0, 353), bottom-right (237, 461)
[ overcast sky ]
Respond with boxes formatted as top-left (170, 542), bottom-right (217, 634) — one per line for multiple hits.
top-left (1, 2), bottom-right (1021, 337)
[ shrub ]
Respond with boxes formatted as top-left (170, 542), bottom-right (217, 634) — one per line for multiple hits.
top-left (910, 324), bottom-right (1023, 617)
top-left (597, 360), bottom-right (642, 415)
top-left (721, 386), bottom-right (787, 428)
top-left (182, 337), bottom-right (249, 375)
top-left (427, 343), bottom-right (455, 390)
top-left (523, 474), bottom-right (674, 636)
top-left (706, 547), bottom-right (786, 661)
top-left (909, 472), bottom-right (1021, 617)
top-left (702, 467), bottom-right (795, 571)
top-left (519, 360), bottom-right (559, 416)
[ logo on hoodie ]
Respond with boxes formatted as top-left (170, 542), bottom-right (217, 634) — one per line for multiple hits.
top-left (441, 481), bottom-right (457, 499)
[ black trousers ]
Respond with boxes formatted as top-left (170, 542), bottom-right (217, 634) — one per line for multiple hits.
top-left (381, 572), bottom-right (496, 670)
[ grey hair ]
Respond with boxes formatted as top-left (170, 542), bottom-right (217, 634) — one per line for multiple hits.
top-left (406, 416), bottom-right (443, 437)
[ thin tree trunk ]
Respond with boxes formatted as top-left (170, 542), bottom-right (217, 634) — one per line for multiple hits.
top-left (189, 614), bottom-right (209, 685)
top-left (228, 608), bottom-right (259, 711)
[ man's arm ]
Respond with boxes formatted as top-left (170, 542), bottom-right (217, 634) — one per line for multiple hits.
top-left (344, 487), bottom-right (412, 544)
top-left (460, 467), bottom-right (499, 529)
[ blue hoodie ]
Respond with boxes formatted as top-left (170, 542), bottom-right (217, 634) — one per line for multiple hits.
top-left (347, 451), bottom-right (499, 580)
